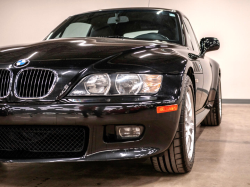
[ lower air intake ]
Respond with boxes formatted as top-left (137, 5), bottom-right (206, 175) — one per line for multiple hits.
top-left (0, 126), bottom-right (87, 159)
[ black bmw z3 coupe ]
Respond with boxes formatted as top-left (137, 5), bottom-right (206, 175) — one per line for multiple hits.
top-left (0, 8), bottom-right (221, 174)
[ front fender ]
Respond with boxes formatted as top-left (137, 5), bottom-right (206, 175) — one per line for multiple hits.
top-left (206, 57), bottom-right (220, 107)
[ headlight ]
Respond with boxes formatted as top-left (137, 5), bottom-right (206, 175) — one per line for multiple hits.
top-left (68, 74), bottom-right (111, 96)
top-left (139, 74), bottom-right (162, 94)
top-left (68, 73), bottom-right (162, 96)
top-left (115, 74), bottom-right (142, 95)
top-left (115, 74), bottom-right (162, 95)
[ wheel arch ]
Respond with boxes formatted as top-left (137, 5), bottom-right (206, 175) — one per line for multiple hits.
top-left (187, 67), bottom-right (196, 107)
top-left (206, 58), bottom-right (221, 108)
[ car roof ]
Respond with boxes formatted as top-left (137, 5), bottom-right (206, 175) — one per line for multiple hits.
top-left (73, 7), bottom-right (184, 17)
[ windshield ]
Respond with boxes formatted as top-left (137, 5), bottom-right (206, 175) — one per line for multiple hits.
top-left (46, 9), bottom-right (182, 44)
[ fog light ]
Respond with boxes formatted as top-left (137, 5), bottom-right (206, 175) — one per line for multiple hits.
top-left (116, 126), bottom-right (144, 139)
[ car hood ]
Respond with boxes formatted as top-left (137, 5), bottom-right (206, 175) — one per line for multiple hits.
top-left (0, 37), bottom-right (178, 63)
top-left (0, 38), bottom-right (188, 101)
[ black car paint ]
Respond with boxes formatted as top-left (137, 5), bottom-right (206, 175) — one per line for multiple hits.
top-left (0, 38), bottom-right (190, 103)
top-left (0, 8), bottom-right (220, 162)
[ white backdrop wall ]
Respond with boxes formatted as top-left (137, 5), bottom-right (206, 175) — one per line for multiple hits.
top-left (0, 0), bottom-right (249, 99)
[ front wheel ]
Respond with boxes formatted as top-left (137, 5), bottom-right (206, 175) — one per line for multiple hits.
top-left (151, 76), bottom-right (196, 174)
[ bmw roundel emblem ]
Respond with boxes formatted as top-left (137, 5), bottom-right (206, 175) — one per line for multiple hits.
top-left (14, 59), bottom-right (30, 68)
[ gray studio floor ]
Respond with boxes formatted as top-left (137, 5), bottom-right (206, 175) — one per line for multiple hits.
top-left (0, 104), bottom-right (249, 187)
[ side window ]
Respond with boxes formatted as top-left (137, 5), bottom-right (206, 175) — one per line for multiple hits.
top-left (61, 23), bottom-right (91, 38)
top-left (183, 23), bottom-right (193, 50)
top-left (183, 18), bottom-right (200, 53)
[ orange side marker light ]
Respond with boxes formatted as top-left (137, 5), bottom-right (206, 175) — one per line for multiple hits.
top-left (157, 105), bottom-right (178, 113)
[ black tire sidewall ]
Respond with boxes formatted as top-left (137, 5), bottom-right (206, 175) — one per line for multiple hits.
top-left (180, 76), bottom-right (196, 172)
top-left (216, 79), bottom-right (222, 125)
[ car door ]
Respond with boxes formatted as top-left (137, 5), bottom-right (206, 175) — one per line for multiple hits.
top-left (183, 17), bottom-right (212, 110)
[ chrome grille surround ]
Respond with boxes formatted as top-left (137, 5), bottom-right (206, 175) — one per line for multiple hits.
top-left (14, 68), bottom-right (58, 99)
top-left (0, 69), bottom-right (13, 99)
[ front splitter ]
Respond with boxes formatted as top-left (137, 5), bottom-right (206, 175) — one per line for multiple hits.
top-left (0, 147), bottom-right (159, 163)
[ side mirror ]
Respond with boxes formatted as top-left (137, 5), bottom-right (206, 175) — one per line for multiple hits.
top-left (200, 37), bottom-right (220, 57)
top-left (188, 37), bottom-right (220, 59)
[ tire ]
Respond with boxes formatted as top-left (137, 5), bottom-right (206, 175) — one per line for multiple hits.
top-left (151, 76), bottom-right (196, 174)
top-left (201, 79), bottom-right (222, 126)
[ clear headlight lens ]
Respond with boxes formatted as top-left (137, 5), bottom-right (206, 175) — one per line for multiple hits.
top-left (115, 74), bottom-right (142, 95)
top-left (139, 74), bottom-right (163, 94)
top-left (115, 74), bottom-right (162, 95)
top-left (84, 74), bottom-right (110, 94)
top-left (68, 73), bottom-right (162, 96)
top-left (68, 74), bottom-right (110, 96)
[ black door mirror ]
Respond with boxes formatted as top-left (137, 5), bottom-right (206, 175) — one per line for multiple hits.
top-left (199, 37), bottom-right (220, 57)
top-left (188, 37), bottom-right (220, 60)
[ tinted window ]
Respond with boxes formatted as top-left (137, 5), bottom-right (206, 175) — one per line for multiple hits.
top-left (47, 10), bottom-right (182, 44)
top-left (183, 18), bottom-right (199, 53)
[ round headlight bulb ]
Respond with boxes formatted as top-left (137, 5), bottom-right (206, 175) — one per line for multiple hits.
top-left (115, 74), bottom-right (142, 95)
top-left (84, 74), bottom-right (110, 94)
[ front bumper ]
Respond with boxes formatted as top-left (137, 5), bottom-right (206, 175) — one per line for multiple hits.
top-left (0, 100), bottom-right (181, 163)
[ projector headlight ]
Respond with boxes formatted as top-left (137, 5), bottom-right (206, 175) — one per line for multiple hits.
top-left (68, 73), bottom-right (162, 96)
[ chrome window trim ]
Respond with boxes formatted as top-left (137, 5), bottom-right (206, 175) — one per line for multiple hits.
top-left (14, 68), bottom-right (58, 99)
top-left (0, 69), bottom-right (13, 99)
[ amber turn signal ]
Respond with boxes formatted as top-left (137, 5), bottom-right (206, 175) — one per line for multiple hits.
top-left (157, 105), bottom-right (178, 113)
